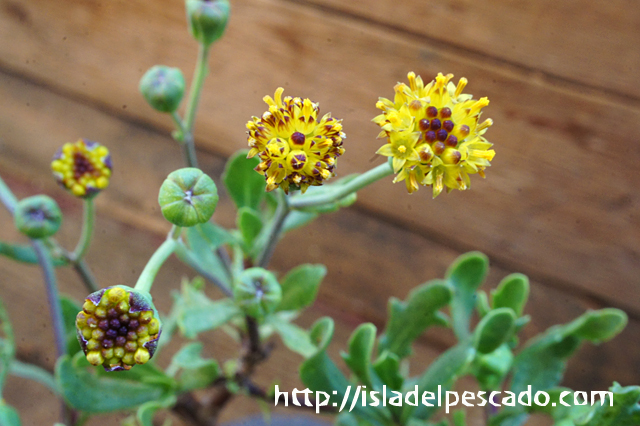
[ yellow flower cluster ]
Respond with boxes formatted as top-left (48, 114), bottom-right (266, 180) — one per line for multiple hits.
top-left (247, 88), bottom-right (345, 194)
top-left (374, 72), bottom-right (495, 197)
top-left (51, 139), bottom-right (112, 198)
top-left (76, 287), bottom-right (160, 371)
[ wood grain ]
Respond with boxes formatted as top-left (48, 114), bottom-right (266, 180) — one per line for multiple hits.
top-left (295, 0), bottom-right (640, 99)
top-left (0, 0), bottom-right (638, 316)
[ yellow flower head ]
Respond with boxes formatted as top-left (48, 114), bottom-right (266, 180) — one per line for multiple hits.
top-left (374, 72), bottom-right (495, 197)
top-left (247, 88), bottom-right (345, 194)
top-left (51, 139), bottom-right (112, 198)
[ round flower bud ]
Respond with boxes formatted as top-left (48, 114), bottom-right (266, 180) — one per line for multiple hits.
top-left (185, 0), bottom-right (230, 47)
top-left (158, 168), bottom-right (218, 227)
top-left (76, 285), bottom-right (162, 371)
top-left (139, 65), bottom-right (186, 113)
top-left (51, 139), bottom-right (112, 198)
top-left (14, 195), bottom-right (62, 239)
top-left (233, 268), bottom-right (282, 319)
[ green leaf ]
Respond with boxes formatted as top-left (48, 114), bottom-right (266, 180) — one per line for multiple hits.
top-left (0, 241), bottom-right (67, 266)
top-left (471, 344), bottom-right (513, 391)
top-left (511, 309), bottom-right (628, 396)
top-left (378, 280), bottom-right (452, 359)
top-left (474, 308), bottom-right (516, 354)
top-left (300, 318), bottom-right (389, 426)
top-left (0, 402), bottom-right (21, 426)
top-left (9, 360), bottom-right (60, 396)
top-left (60, 295), bottom-right (82, 355)
top-left (269, 316), bottom-right (316, 358)
top-left (222, 150), bottom-right (265, 211)
top-left (452, 410), bottom-right (467, 426)
top-left (184, 225), bottom-right (231, 286)
top-left (278, 264), bottom-right (327, 312)
top-left (174, 282), bottom-right (242, 338)
top-left (237, 207), bottom-right (263, 249)
top-left (402, 343), bottom-right (476, 422)
top-left (0, 298), bottom-right (15, 396)
top-left (282, 210), bottom-right (318, 233)
top-left (341, 323), bottom-right (377, 388)
top-left (577, 382), bottom-right (640, 426)
top-left (446, 252), bottom-right (489, 340)
top-left (492, 273), bottom-right (529, 317)
top-left (56, 354), bottom-right (173, 413)
top-left (137, 396), bottom-right (177, 426)
top-left (169, 343), bottom-right (220, 391)
top-left (373, 351), bottom-right (403, 390)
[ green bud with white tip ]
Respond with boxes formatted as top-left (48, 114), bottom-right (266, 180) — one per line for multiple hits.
top-left (158, 168), bottom-right (218, 227)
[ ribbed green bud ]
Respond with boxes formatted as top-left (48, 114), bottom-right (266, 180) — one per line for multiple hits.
top-left (185, 0), bottom-right (230, 47)
top-left (158, 168), bottom-right (218, 227)
top-left (233, 268), bottom-right (282, 319)
top-left (76, 285), bottom-right (162, 371)
top-left (14, 195), bottom-right (62, 239)
top-left (139, 66), bottom-right (186, 113)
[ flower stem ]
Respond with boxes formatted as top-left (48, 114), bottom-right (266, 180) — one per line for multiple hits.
top-left (71, 198), bottom-right (95, 261)
top-left (31, 240), bottom-right (66, 360)
top-left (0, 175), bottom-right (18, 214)
top-left (178, 43), bottom-right (211, 169)
top-left (134, 226), bottom-right (181, 294)
top-left (256, 190), bottom-right (290, 268)
top-left (289, 161), bottom-right (393, 209)
top-left (73, 259), bottom-right (99, 293)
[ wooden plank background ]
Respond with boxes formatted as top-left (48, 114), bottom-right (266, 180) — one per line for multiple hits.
top-left (0, 0), bottom-right (638, 424)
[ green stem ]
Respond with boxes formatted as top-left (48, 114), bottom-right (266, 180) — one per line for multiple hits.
top-left (0, 175), bottom-right (18, 214)
top-left (171, 111), bottom-right (187, 142)
top-left (179, 44), bottom-right (211, 169)
top-left (31, 240), bottom-right (66, 360)
top-left (9, 360), bottom-right (60, 396)
top-left (71, 198), bottom-right (95, 261)
top-left (134, 226), bottom-right (181, 294)
top-left (0, 300), bottom-right (15, 396)
top-left (73, 259), bottom-right (99, 293)
top-left (256, 190), bottom-right (290, 268)
top-left (289, 162), bottom-right (393, 209)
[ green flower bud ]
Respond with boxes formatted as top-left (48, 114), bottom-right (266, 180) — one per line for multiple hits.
top-left (158, 168), bottom-right (218, 227)
top-left (139, 65), bottom-right (186, 113)
top-left (233, 268), bottom-right (282, 319)
top-left (14, 195), bottom-right (62, 239)
top-left (76, 285), bottom-right (162, 371)
top-left (185, 0), bottom-right (230, 47)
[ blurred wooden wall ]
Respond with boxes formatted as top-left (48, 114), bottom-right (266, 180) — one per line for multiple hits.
top-left (0, 0), bottom-right (638, 424)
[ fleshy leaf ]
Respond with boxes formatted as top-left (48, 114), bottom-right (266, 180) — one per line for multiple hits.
top-left (402, 343), bottom-right (476, 421)
top-left (278, 264), bottom-right (327, 312)
top-left (223, 150), bottom-right (265, 211)
top-left (341, 323), bottom-right (377, 388)
top-left (184, 225), bottom-right (232, 287)
top-left (237, 206), bottom-right (263, 249)
top-left (511, 309), bottom-right (628, 396)
top-left (373, 351), bottom-right (403, 390)
top-left (577, 382), bottom-right (640, 426)
top-left (56, 354), bottom-right (173, 413)
top-left (269, 316), bottom-right (316, 358)
top-left (473, 308), bottom-right (516, 354)
top-left (378, 280), bottom-right (452, 359)
top-left (169, 343), bottom-right (220, 391)
top-left (137, 396), bottom-right (177, 426)
top-left (0, 402), bottom-right (21, 426)
top-left (174, 282), bottom-right (242, 338)
top-left (491, 273), bottom-right (529, 317)
top-left (446, 252), bottom-right (489, 340)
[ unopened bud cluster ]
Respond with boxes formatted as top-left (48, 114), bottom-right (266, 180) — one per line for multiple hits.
top-left (76, 286), bottom-right (161, 371)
